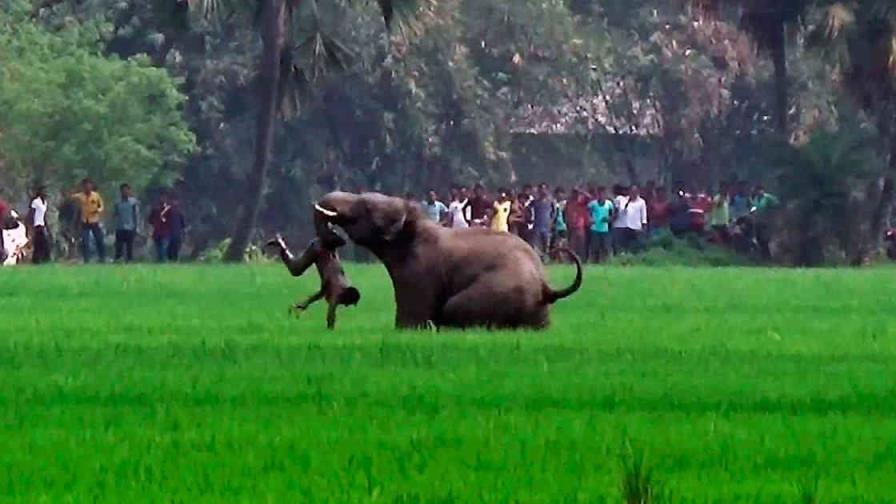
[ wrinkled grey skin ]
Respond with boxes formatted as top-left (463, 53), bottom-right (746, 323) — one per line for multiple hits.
top-left (314, 191), bottom-right (582, 329)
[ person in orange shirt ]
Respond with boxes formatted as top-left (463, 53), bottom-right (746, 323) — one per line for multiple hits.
top-left (565, 188), bottom-right (590, 259)
top-left (71, 178), bottom-right (106, 263)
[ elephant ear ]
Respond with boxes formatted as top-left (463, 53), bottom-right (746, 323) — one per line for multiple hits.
top-left (367, 196), bottom-right (407, 241)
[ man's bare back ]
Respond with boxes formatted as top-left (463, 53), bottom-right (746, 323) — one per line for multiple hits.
top-left (268, 234), bottom-right (360, 329)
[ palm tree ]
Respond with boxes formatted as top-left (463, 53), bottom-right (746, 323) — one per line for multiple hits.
top-left (814, 1), bottom-right (896, 259)
top-left (177, 0), bottom-right (425, 261)
top-left (693, 0), bottom-right (809, 137)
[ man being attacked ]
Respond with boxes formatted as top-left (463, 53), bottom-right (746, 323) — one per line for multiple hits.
top-left (267, 233), bottom-right (360, 330)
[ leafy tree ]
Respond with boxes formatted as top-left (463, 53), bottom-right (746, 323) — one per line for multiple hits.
top-left (172, 0), bottom-right (430, 261)
top-left (0, 3), bottom-right (195, 196)
top-left (776, 125), bottom-right (878, 265)
top-left (810, 1), bottom-right (896, 259)
top-left (694, 0), bottom-right (811, 137)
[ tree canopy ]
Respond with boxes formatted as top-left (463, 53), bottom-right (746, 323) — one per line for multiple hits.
top-left (0, 3), bottom-right (195, 195)
top-left (2, 0), bottom-right (896, 264)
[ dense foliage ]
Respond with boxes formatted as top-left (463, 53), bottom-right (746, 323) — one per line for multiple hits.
top-left (0, 0), bottom-right (894, 264)
top-left (0, 2), bottom-right (195, 196)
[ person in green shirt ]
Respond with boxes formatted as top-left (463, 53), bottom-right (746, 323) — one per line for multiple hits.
top-left (751, 185), bottom-right (779, 260)
top-left (751, 186), bottom-right (780, 213)
top-left (586, 186), bottom-right (615, 263)
top-left (550, 187), bottom-right (569, 262)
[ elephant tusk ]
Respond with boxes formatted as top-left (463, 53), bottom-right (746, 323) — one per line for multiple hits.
top-left (314, 203), bottom-right (338, 218)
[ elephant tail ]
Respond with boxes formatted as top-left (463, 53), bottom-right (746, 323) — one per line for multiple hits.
top-left (542, 248), bottom-right (583, 304)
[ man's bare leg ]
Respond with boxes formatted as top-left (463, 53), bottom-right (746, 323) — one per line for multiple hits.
top-left (267, 234), bottom-right (317, 277)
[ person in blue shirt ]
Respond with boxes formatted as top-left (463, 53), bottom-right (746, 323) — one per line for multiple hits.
top-left (729, 180), bottom-right (751, 223)
top-left (113, 183), bottom-right (140, 263)
top-left (421, 189), bottom-right (448, 224)
top-left (586, 186), bottom-right (615, 263)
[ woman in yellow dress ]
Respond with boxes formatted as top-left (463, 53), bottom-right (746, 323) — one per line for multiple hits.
top-left (491, 189), bottom-right (512, 233)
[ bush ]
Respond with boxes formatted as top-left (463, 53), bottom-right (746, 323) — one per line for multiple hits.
top-left (609, 230), bottom-right (752, 267)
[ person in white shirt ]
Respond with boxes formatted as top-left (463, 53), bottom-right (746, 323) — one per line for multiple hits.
top-left (28, 185), bottom-right (51, 264)
top-left (619, 184), bottom-right (648, 252)
top-left (611, 185), bottom-right (630, 255)
top-left (447, 187), bottom-right (470, 229)
top-left (2, 210), bottom-right (29, 266)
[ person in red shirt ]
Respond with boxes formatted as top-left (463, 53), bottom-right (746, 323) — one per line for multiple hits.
top-left (648, 186), bottom-right (671, 233)
top-left (565, 188), bottom-right (589, 259)
top-left (468, 183), bottom-right (492, 227)
top-left (688, 192), bottom-right (712, 234)
top-left (148, 192), bottom-right (173, 262)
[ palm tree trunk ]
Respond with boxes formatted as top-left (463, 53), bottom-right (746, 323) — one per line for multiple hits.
top-left (770, 20), bottom-right (788, 137)
top-left (224, 0), bottom-right (287, 262)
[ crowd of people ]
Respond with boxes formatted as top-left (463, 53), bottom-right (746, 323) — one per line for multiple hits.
top-left (2, 176), bottom-right (780, 266)
top-left (0, 178), bottom-right (187, 265)
top-left (411, 180), bottom-right (781, 262)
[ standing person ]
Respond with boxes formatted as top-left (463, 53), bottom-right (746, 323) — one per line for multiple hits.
top-left (669, 188), bottom-right (692, 237)
top-left (71, 178), bottom-right (106, 263)
top-left (565, 188), bottom-right (589, 259)
top-left (709, 183), bottom-right (731, 243)
top-left (519, 184), bottom-right (536, 245)
top-left (751, 185), bottom-right (780, 261)
top-left (531, 183), bottom-right (555, 256)
top-left (729, 181), bottom-right (751, 223)
top-left (620, 185), bottom-right (648, 253)
top-left (512, 190), bottom-right (535, 242)
top-left (421, 189), bottom-right (448, 224)
top-left (148, 192), bottom-right (172, 262)
top-left (644, 180), bottom-right (657, 203)
top-left (551, 187), bottom-right (569, 260)
top-left (611, 185), bottom-right (630, 254)
top-left (687, 191), bottom-right (710, 235)
top-left (113, 183), bottom-right (140, 263)
top-left (468, 183), bottom-right (491, 227)
top-left (587, 186), bottom-right (614, 263)
top-left (167, 196), bottom-right (187, 262)
top-left (648, 186), bottom-right (671, 233)
top-left (490, 189), bottom-right (512, 233)
top-left (458, 186), bottom-right (473, 226)
top-left (447, 187), bottom-right (470, 229)
top-left (28, 185), bottom-right (52, 264)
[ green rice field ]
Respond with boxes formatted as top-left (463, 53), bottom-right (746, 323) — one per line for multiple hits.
top-left (2, 264), bottom-right (895, 502)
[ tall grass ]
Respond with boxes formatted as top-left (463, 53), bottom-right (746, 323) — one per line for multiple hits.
top-left (620, 440), bottom-right (662, 504)
top-left (1, 264), bottom-right (895, 501)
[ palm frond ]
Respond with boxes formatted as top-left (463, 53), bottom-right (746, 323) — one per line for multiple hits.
top-left (187, 0), bottom-right (222, 19)
top-left (295, 30), bottom-right (355, 81)
top-left (342, 0), bottom-right (437, 36)
top-left (187, 0), bottom-right (250, 21)
top-left (277, 50), bottom-right (310, 118)
top-left (824, 2), bottom-right (855, 39)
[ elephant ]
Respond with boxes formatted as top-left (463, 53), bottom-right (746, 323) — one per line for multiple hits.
top-left (313, 191), bottom-right (582, 329)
